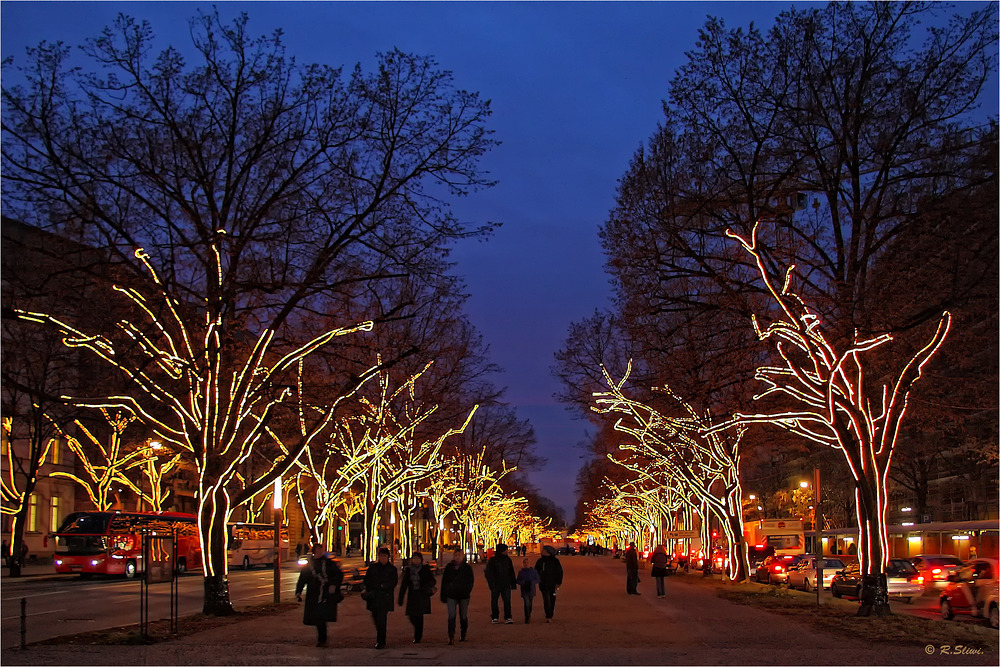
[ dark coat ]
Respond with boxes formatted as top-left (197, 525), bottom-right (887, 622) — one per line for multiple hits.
top-left (440, 561), bottom-right (475, 601)
top-left (650, 550), bottom-right (669, 577)
top-left (295, 556), bottom-right (344, 625)
top-left (485, 552), bottom-right (517, 590)
top-left (625, 547), bottom-right (639, 570)
top-left (534, 554), bottom-right (564, 591)
top-left (363, 561), bottom-right (398, 614)
top-left (398, 563), bottom-right (436, 615)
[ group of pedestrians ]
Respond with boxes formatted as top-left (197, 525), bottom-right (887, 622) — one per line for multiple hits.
top-left (294, 541), bottom-right (564, 649)
top-left (623, 542), bottom-right (671, 598)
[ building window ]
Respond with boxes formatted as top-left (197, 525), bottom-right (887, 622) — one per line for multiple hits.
top-left (27, 494), bottom-right (39, 532)
top-left (50, 496), bottom-right (61, 533)
top-left (50, 438), bottom-right (61, 465)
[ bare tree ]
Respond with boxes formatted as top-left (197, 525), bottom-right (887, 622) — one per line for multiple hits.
top-left (2, 10), bottom-right (495, 613)
top-left (712, 221), bottom-right (950, 615)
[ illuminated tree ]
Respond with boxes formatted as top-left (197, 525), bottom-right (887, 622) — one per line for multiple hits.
top-left (331, 361), bottom-right (476, 561)
top-left (713, 222), bottom-right (950, 615)
top-left (593, 362), bottom-right (750, 580)
top-left (1, 416), bottom-right (54, 574)
top-left (14, 251), bottom-right (377, 615)
top-left (47, 409), bottom-right (142, 511)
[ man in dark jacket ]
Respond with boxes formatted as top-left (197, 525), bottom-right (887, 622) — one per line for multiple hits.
top-left (363, 547), bottom-right (399, 649)
top-left (484, 542), bottom-right (516, 623)
top-left (534, 545), bottom-right (564, 623)
top-left (625, 543), bottom-right (640, 595)
top-left (398, 551), bottom-right (436, 644)
top-left (440, 547), bottom-right (475, 643)
top-left (295, 543), bottom-right (344, 647)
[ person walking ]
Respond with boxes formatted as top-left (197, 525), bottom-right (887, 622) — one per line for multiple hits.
top-left (295, 543), bottom-right (344, 647)
top-left (440, 546), bottom-right (475, 644)
top-left (484, 542), bottom-right (516, 624)
top-left (398, 551), bottom-right (436, 644)
top-left (625, 543), bottom-right (640, 595)
top-left (516, 557), bottom-right (541, 623)
top-left (650, 545), bottom-right (669, 598)
top-left (363, 547), bottom-right (399, 649)
top-left (535, 545), bottom-right (563, 623)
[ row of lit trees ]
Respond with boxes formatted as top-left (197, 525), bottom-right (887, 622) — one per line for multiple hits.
top-left (0, 8), bottom-right (527, 613)
top-left (561, 1), bottom-right (994, 617)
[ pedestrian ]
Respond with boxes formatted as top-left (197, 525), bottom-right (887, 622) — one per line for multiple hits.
top-left (516, 557), bottom-right (540, 623)
top-left (625, 542), bottom-right (640, 595)
top-left (20, 540), bottom-right (28, 565)
top-left (440, 546), bottom-right (475, 644)
top-left (2, 540), bottom-right (9, 568)
top-left (295, 543), bottom-right (303, 558)
top-left (295, 543), bottom-right (344, 647)
top-left (345, 543), bottom-right (352, 558)
top-left (535, 545), bottom-right (563, 623)
top-left (363, 547), bottom-right (399, 649)
top-left (398, 551), bottom-right (436, 644)
top-left (649, 545), bottom-right (669, 598)
top-left (484, 542), bottom-right (516, 624)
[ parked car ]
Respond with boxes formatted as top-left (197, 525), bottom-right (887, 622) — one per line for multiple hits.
top-left (830, 559), bottom-right (922, 602)
top-left (787, 556), bottom-right (847, 591)
top-left (747, 545), bottom-right (774, 578)
top-left (910, 554), bottom-right (964, 590)
top-left (940, 558), bottom-right (999, 628)
top-left (754, 554), bottom-right (803, 584)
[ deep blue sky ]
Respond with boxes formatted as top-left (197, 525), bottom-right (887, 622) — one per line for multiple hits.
top-left (3, 1), bottom-right (822, 517)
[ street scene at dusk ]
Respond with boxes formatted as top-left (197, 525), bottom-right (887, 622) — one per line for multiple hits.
top-left (1, 1), bottom-right (998, 665)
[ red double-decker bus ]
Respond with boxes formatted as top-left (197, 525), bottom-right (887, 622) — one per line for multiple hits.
top-left (53, 510), bottom-right (202, 578)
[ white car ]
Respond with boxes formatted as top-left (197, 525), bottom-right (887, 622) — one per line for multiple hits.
top-left (787, 556), bottom-right (847, 591)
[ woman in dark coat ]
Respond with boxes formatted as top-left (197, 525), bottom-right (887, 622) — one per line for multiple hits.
top-left (534, 545), bottom-right (564, 623)
top-left (398, 551), bottom-right (436, 643)
top-left (363, 547), bottom-right (399, 649)
top-left (440, 547), bottom-right (475, 644)
top-left (295, 543), bottom-right (344, 647)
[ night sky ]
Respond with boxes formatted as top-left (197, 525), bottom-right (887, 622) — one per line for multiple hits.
top-left (2, 1), bottom-right (816, 517)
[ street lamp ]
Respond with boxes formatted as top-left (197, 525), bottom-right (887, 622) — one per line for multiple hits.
top-left (273, 477), bottom-right (282, 604)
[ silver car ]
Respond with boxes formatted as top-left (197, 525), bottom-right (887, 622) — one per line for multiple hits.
top-left (787, 556), bottom-right (847, 591)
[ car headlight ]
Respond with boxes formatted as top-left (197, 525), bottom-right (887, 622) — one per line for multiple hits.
top-left (297, 557), bottom-right (309, 566)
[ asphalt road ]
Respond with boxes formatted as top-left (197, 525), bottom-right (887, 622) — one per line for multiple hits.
top-left (0, 564), bottom-right (303, 647)
top-left (2, 555), bottom-right (994, 665)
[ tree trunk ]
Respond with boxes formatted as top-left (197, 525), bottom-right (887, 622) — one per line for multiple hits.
top-left (198, 486), bottom-right (236, 615)
top-left (6, 509), bottom-right (27, 578)
top-left (855, 477), bottom-right (892, 616)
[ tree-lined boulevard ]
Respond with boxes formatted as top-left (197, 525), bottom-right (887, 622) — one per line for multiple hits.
top-left (3, 555), bottom-right (995, 665)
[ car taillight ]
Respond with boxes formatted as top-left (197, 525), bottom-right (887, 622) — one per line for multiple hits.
top-left (931, 568), bottom-right (944, 579)
top-left (774, 565), bottom-right (783, 572)
top-left (917, 576), bottom-right (924, 584)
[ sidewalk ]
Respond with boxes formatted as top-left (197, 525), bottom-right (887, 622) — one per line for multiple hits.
top-left (0, 563), bottom-right (63, 581)
top-left (3, 554), bottom-right (987, 666)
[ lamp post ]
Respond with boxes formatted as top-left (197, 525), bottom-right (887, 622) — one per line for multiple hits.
top-left (273, 477), bottom-right (282, 604)
top-left (813, 467), bottom-right (823, 606)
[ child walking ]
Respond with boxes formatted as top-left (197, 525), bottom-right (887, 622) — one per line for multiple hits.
top-left (516, 557), bottom-right (541, 623)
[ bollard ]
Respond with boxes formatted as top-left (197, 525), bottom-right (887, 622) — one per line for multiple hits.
top-left (20, 597), bottom-right (26, 649)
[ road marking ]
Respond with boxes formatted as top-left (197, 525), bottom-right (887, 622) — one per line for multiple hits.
top-left (1, 608), bottom-right (66, 621)
top-left (1, 591), bottom-right (64, 601)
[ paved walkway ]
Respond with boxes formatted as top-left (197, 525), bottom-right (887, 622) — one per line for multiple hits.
top-left (2, 555), bottom-right (993, 665)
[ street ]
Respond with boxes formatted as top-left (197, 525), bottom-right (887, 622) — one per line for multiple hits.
top-left (1, 563), bottom-right (304, 647)
top-left (2, 555), bottom-right (994, 665)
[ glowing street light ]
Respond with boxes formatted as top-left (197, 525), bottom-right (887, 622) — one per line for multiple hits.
top-left (273, 477), bottom-right (282, 603)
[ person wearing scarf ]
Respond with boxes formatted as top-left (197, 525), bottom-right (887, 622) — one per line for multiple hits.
top-left (363, 547), bottom-right (398, 649)
top-left (295, 543), bottom-right (344, 647)
top-left (397, 551), bottom-right (436, 643)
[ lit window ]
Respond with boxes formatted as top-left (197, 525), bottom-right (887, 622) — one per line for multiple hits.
top-left (50, 496), bottom-right (61, 532)
top-left (27, 495), bottom-right (39, 532)
top-left (51, 439), bottom-right (61, 465)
